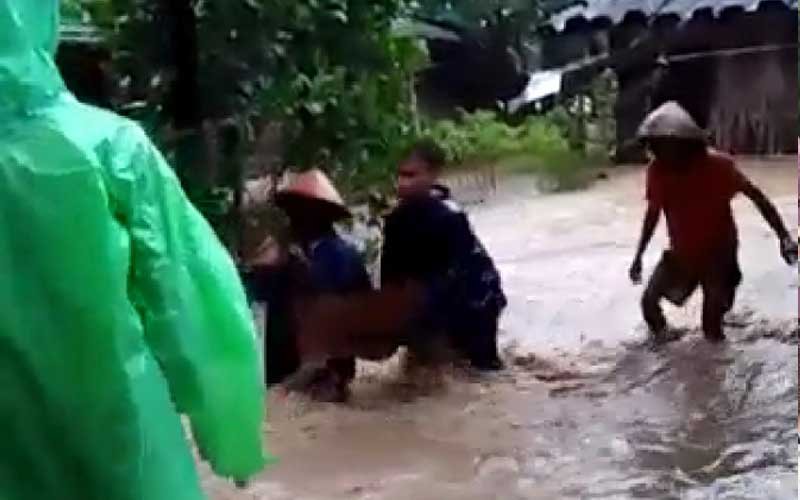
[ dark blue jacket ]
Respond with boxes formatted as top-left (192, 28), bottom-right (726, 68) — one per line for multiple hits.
top-left (381, 186), bottom-right (506, 326)
top-left (243, 232), bottom-right (371, 385)
top-left (306, 235), bottom-right (372, 294)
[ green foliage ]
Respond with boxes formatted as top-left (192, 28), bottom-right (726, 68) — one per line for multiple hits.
top-left (547, 71), bottom-right (618, 161)
top-left (422, 110), bottom-right (592, 191)
top-left (60, 0), bottom-right (84, 21)
top-left (254, 1), bottom-right (428, 196)
top-left (517, 116), bottom-right (590, 191)
top-left (424, 111), bottom-right (517, 164)
top-left (68, 0), bottom-right (601, 208)
top-left (76, 0), bottom-right (426, 203)
top-left (588, 69), bottom-right (618, 157)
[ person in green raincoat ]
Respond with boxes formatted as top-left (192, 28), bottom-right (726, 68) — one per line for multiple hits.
top-left (0, 1), bottom-right (271, 499)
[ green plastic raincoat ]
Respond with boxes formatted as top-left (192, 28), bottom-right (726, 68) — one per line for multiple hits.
top-left (0, 1), bottom-right (270, 499)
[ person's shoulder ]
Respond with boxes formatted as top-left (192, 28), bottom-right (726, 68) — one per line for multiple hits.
top-left (703, 149), bottom-right (746, 180)
top-left (705, 148), bottom-right (736, 169)
top-left (440, 197), bottom-right (463, 215)
top-left (705, 147), bottom-right (733, 161)
top-left (49, 96), bottom-right (149, 151)
top-left (310, 234), bottom-right (369, 284)
top-left (646, 158), bottom-right (664, 177)
top-left (429, 186), bottom-right (466, 219)
top-left (387, 193), bottom-right (459, 219)
top-left (61, 96), bottom-right (149, 140)
top-left (313, 234), bottom-right (361, 260)
top-left (47, 97), bottom-right (167, 188)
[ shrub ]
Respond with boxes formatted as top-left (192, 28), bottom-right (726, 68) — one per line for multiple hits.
top-left (420, 110), bottom-right (592, 191)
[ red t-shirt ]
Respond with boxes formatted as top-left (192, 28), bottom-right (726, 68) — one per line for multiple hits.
top-left (646, 149), bottom-right (748, 269)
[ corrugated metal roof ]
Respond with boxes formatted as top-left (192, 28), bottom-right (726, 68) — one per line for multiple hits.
top-left (552, 0), bottom-right (797, 31)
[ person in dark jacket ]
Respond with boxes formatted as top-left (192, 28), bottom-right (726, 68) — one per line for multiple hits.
top-left (381, 140), bottom-right (507, 371)
top-left (244, 169), bottom-right (372, 402)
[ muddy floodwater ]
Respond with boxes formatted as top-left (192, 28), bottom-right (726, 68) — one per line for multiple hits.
top-left (203, 159), bottom-right (798, 500)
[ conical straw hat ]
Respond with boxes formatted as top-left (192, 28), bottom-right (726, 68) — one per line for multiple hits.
top-left (637, 101), bottom-right (706, 141)
top-left (275, 169), bottom-right (351, 220)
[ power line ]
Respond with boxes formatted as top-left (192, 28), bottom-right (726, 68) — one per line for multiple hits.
top-left (666, 43), bottom-right (798, 62)
top-left (551, 41), bottom-right (798, 76)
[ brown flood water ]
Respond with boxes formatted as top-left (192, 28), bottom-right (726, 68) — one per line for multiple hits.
top-left (203, 158), bottom-right (798, 500)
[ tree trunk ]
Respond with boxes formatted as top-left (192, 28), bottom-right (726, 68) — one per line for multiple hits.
top-left (164, 0), bottom-right (200, 130)
top-left (162, 0), bottom-right (207, 191)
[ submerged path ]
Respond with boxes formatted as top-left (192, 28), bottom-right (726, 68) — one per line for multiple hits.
top-left (205, 158), bottom-right (798, 500)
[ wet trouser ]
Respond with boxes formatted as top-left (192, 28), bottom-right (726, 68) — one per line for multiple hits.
top-left (300, 357), bottom-right (355, 403)
top-left (405, 308), bottom-right (502, 369)
top-left (449, 311), bottom-right (503, 368)
top-left (642, 249), bottom-right (741, 340)
top-left (326, 357), bottom-right (356, 385)
top-left (403, 277), bottom-right (504, 368)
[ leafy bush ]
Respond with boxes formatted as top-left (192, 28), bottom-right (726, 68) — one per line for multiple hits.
top-left (421, 110), bottom-right (592, 191)
top-left (69, 0), bottom-right (602, 210)
top-left (73, 0), bottom-right (425, 189)
top-left (518, 121), bottom-right (589, 191)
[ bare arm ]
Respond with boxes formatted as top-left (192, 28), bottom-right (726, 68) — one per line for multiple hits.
top-left (635, 206), bottom-right (661, 260)
top-left (741, 182), bottom-right (797, 265)
top-left (114, 127), bottom-right (269, 479)
top-left (741, 182), bottom-right (790, 240)
top-left (630, 206), bottom-right (660, 283)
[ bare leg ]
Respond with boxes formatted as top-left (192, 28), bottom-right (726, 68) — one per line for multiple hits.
top-left (641, 263), bottom-right (670, 337)
top-left (700, 250), bottom-right (740, 343)
top-left (701, 292), bottom-right (727, 342)
top-left (325, 356), bottom-right (356, 401)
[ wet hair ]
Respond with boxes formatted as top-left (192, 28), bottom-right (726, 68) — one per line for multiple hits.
top-left (403, 139), bottom-right (446, 172)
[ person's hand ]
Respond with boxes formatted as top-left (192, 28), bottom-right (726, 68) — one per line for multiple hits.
top-left (629, 257), bottom-right (643, 284)
top-left (250, 237), bottom-right (286, 266)
top-left (779, 235), bottom-right (798, 265)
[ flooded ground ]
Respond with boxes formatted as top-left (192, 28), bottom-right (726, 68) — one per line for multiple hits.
top-left (203, 158), bottom-right (797, 500)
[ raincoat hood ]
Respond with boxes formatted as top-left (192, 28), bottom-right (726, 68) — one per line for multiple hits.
top-left (0, 0), bottom-right (65, 113)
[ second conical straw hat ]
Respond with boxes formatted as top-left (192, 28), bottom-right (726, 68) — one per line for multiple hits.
top-left (275, 169), bottom-right (351, 220)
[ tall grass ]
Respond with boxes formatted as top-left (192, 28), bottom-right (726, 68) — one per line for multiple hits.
top-left (422, 110), bottom-right (598, 192)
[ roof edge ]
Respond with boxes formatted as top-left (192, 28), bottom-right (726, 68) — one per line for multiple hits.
top-left (551, 0), bottom-right (797, 33)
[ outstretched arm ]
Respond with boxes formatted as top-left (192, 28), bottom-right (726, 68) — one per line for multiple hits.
top-left (742, 182), bottom-right (790, 240)
top-left (741, 182), bottom-right (796, 265)
top-left (630, 206), bottom-right (660, 283)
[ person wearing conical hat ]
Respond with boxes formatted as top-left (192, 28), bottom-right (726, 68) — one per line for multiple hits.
top-left (629, 101), bottom-right (797, 342)
top-left (274, 169), bottom-right (353, 226)
top-left (246, 169), bottom-right (372, 402)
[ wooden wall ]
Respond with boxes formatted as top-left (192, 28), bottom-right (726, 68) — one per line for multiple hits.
top-left (542, 4), bottom-right (798, 162)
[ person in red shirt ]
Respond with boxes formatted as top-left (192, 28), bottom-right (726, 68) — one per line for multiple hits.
top-left (629, 102), bottom-right (797, 342)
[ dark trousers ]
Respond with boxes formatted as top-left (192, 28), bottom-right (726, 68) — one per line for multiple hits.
top-left (642, 249), bottom-right (742, 340)
top-left (326, 357), bottom-right (356, 384)
top-left (405, 309), bottom-right (502, 368)
top-left (450, 311), bottom-right (502, 366)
